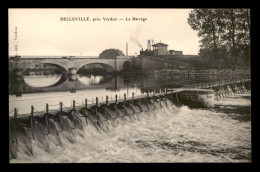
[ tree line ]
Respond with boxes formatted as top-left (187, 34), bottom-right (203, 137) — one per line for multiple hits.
top-left (99, 49), bottom-right (124, 58)
top-left (188, 9), bottom-right (250, 69)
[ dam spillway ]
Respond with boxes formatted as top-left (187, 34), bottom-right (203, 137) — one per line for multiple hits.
top-left (9, 78), bottom-right (251, 161)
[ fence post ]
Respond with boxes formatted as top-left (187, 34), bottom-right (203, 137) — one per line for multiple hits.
top-left (96, 97), bottom-right (99, 107)
top-left (45, 110), bottom-right (49, 134)
top-left (60, 102), bottom-right (63, 112)
top-left (124, 93), bottom-right (126, 104)
top-left (132, 92), bottom-right (134, 103)
top-left (14, 108), bottom-right (18, 118)
top-left (31, 106), bottom-right (35, 140)
top-left (106, 95), bottom-right (108, 104)
top-left (60, 102), bottom-right (63, 131)
top-left (85, 99), bottom-right (88, 109)
top-left (46, 103), bottom-right (49, 114)
top-left (115, 94), bottom-right (118, 104)
top-left (176, 93), bottom-right (179, 103)
top-left (73, 100), bottom-right (75, 110)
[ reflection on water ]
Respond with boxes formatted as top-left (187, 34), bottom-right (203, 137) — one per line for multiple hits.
top-left (9, 72), bottom-right (249, 114)
top-left (24, 74), bottom-right (62, 87)
top-left (9, 73), bottom-right (248, 96)
top-left (77, 75), bottom-right (104, 85)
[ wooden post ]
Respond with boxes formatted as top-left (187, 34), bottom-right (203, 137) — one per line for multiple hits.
top-left (85, 99), bottom-right (88, 108)
top-left (106, 96), bottom-right (108, 104)
top-left (14, 108), bottom-right (18, 118)
top-left (124, 93), bottom-right (126, 104)
top-left (96, 97), bottom-right (99, 107)
top-left (45, 104), bottom-right (49, 134)
top-left (45, 114), bottom-right (49, 134)
top-left (132, 92), bottom-right (134, 103)
top-left (31, 106), bottom-right (35, 140)
top-left (59, 102), bottom-right (63, 131)
top-left (46, 103), bottom-right (49, 114)
top-left (73, 100), bottom-right (75, 110)
top-left (176, 93), bottom-right (179, 103)
top-left (60, 102), bottom-right (63, 112)
top-left (31, 106), bottom-right (34, 117)
top-left (115, 94), bottom-right (118, 104)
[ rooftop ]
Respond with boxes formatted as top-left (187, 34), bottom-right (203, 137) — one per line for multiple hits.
top-left (152, 43), bottom-right (168, 47)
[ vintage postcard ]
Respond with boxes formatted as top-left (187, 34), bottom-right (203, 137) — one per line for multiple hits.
top-left (9, 8), bottom-right (251, 163)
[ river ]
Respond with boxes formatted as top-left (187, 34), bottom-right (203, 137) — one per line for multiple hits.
top-left (9, 73), bottom-right (251, 163)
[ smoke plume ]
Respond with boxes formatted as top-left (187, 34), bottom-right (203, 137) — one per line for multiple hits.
top-left (130, 34), bottom-right (143, 49)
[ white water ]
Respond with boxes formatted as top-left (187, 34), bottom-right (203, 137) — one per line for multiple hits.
top-left (10, 93), bottom-right (251, 163)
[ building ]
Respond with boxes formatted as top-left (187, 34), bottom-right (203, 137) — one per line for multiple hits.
top-left (139, 40), bottom-right (184, 57)
top-left (169, 50), bottom-right (183, 55)
top-left (152, 43), bottom-right (169, 56)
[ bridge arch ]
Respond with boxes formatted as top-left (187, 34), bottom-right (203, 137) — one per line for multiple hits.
top-left (123, 61), bottom-right (132, 71)
top-left (77, 62), bottom-right (116, 74)
top-left (23, 62), bottom-right (68, 74)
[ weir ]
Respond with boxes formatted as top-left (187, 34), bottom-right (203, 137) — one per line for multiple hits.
top-left (9, 77), bottom-right (250, 160)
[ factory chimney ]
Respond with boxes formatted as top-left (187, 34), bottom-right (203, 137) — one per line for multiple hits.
top-left (126, 42), bottom-right (128, 56)
top-left (147, 40), bottom-right (151, 50)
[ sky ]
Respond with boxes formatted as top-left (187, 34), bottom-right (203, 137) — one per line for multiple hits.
top-left (8, 8), bottom-right (200, 57)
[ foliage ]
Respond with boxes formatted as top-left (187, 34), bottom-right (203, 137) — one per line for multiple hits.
top-left (187, 9), bottom-right (250, 69)
top-left (99, 49), bottom-right (124, 59)
top-left (77, 64), bottom-right (107, 75)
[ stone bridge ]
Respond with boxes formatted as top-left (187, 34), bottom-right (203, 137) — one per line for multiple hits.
top-left (9, 56), bottom-right (134, 75)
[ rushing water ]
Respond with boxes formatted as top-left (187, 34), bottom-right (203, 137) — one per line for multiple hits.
top-left (9, 94), bottom-right (251, 163)
top-left (9, 74), bottom-right (251, 163)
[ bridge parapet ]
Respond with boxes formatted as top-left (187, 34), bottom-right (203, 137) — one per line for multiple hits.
top-left (9, 56), bottom-right (134, 75)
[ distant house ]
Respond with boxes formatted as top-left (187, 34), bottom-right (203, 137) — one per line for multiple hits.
top-left (169, 50), bottom-right (183, 55)
top-left (152, 43), bottom-right (169, 56)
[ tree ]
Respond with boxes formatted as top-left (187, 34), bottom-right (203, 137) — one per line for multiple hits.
top-left (99, 49), bottom-right (124, 59)
top-left (187, 9), bottom-right (250, 69)
top-left (222, 9), bottom-right (250, 68)
top-left (188, 9), bottom-right (227, 68)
